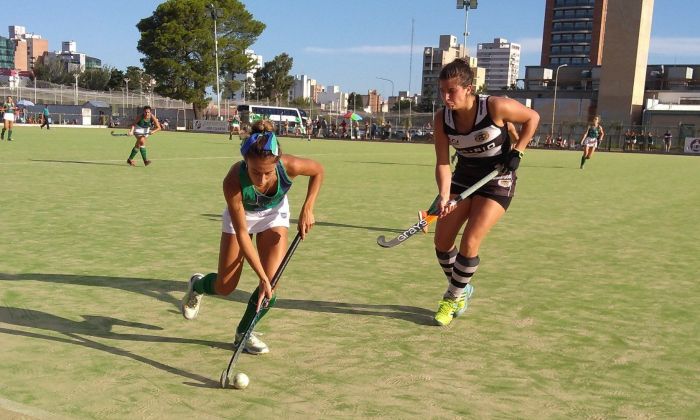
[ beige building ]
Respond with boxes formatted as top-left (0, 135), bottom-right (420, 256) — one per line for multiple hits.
top-left (421, 35), bottom-right (485, 106)
top-left (477, 38), bottom-right (520, 90)
top-left (597, 0), bottom-right (654, 124)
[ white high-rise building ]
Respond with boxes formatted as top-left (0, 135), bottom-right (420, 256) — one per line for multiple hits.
top-left (232, 49), bottom-right (263, 102)
top-left (476, 38), bottom-right (520, 90)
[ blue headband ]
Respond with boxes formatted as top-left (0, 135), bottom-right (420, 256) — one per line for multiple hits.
top-left (240, 131), bottom-right (279, 157)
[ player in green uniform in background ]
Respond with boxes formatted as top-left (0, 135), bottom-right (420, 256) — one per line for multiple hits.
top-left (180, 120), bottom-right (324, 354)
top-left (127, 106), bottom-right (161, 166)
top-left (1, 96), bottom-right (17, 141)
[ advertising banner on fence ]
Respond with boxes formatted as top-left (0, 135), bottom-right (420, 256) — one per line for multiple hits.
top-left (684, 137), bottom-right (700, 154)
top-left (193, 119), bottom-right (228, 133)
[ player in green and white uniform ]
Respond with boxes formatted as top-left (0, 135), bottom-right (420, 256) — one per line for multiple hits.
top-left (579, 115), bottom-right (605, 169)
top-left (127, 106), bottom-right (161, 166)
top-left (181, 120), bottom-right (324, 354)
top-left (1, 96), bottom-right (17, 141)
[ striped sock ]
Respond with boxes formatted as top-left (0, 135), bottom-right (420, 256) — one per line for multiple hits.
top-left (445, 254), bottom-right (480, 299)
top-left (435, 247), bottom-right (458, 280)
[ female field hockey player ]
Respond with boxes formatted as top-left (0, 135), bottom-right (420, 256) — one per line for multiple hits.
top-left (579, 115), bottom-right (604, 169)
top-left (1, 96), bottom-right (17, 141)
top-left (181, 120), bottom-right (324, 354)
top-left (126, 106), bottom-right (161, 166)
top-left (431, 58), bottom-right (539, 326)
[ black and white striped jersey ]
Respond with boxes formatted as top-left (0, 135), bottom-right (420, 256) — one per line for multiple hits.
top-left (443, 95), bottom-right (510, 168)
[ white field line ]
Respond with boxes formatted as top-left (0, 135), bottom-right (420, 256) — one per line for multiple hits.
top-left (0, 396), bottom-right (69, 420)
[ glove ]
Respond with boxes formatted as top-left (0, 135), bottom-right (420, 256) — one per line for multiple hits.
top-left (502, 149), bottom-right (524, 172)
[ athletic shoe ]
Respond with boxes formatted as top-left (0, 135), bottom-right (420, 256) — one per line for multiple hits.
top-left (144, 160), bottom-right (152, 166)
top-left (453, 283), bottom-right (475, 318)
top-left (418, 210), bottom-right (429, 234)
top-left (234, 332), bottom-right (270, 355)
top-left (181, 273), bottom-right (204, 320)
top-left (434, 297), bottom-right (459, 326)
top-left (127, 159), bottom-right (136, 166)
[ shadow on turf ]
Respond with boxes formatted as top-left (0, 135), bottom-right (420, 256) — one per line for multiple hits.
top-left (0, 272), bottom-right (434, 326)
top-left (30, 159), bottom-right (126, 166)
top-left (0, 307), bottom-right (224, 388)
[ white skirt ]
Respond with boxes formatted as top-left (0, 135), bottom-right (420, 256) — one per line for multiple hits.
top-left (3, 113), bottom-right (14, 122)
top-left (221, 195), bottom-right (290, 235)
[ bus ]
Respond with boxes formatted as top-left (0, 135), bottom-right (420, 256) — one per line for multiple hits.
top-left (236, 104), bottom-right (308, 135)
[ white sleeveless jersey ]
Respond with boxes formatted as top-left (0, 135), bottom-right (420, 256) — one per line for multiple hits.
top-left (444, 95), bottom-right (509, 167)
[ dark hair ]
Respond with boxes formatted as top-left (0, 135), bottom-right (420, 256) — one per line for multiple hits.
top-left (439, 58), bottom-right (475, 88)
top-left (143, 106), bottom-right (152, 112)
top-left (240, 119), bottom-right (282, 160)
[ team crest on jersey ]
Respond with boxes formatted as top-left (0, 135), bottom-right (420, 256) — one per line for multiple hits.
top-left (497, 179), bottom-right (512, 188)
top-left (475, 132), bottom-right (490, 143)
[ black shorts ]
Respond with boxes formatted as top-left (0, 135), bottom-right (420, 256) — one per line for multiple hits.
top-left (450, 167), bottom-right (516, 210)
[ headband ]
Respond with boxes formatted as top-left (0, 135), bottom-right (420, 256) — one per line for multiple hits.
top-left (240, 131), bottom-right (279, 157)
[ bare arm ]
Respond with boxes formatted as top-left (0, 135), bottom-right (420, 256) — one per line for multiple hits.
top-left (581, 125), bottom-right (590, 144)
top-left (281, 154), bottom-right (324, 239)
top-left (150, 115), bottom-right (162, 134)
top-left (489, 97), bottom-right (540, 152)
top-left (433, 109), bottom-right (454, 216)
top-left (222, 163), bottom-right (271, 297)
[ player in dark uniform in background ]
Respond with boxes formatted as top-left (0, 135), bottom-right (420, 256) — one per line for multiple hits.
top-left (431, 58), bottom-right (540, 326)
top-left (127, 106), bottom-right (161, 166)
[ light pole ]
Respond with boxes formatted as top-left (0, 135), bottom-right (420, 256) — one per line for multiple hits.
top-left (208, 3), bottom-right (221, 119)
top-left (551, 63), bottom-right (568, 138)
top-left (376, 77), bottom-right (396, 128)
top-left (456, 0), bottom-right (478, 57)
top-left (124, 77), bottom-right (130, 117)
top-left (74, 73), bottom-right (79, 105)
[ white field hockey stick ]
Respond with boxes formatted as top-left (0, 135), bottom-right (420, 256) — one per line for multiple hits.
top-left (220, 232), bottom-right (303, 388)
top-left (376, 168), bottom-right (500, 248)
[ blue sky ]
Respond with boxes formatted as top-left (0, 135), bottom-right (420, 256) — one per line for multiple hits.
top-left (3, 0), bottom-right (698, 98)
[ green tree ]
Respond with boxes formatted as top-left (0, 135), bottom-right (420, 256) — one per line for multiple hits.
top-left (106, 68), bottom-right (125, 91)
top-left (347, 92), bottom-right (364, 111)
top-left (34, 60), bottom-right (71, 85)
top-left (137, 0), bottom-right (264, 118)
top-left (79, 67), bottom-right (112, 91)
top-left (392, 99), bottom-right (412, 111)
top-left (254, 53), bottom-right (294, 106)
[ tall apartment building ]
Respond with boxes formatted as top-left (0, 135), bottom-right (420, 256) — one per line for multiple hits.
top-left (0, 36), bottom-right (14, 69)
top-left (477, 38), bottom-right (520, 90)
top-left (232, 49), bottom-right (263, 101)
top-left (540, 0), bottom-right (607, 67)
top-left (421, 35), bottom-right (470, 105)
top-left (7, 25), bottom-right (48, 71)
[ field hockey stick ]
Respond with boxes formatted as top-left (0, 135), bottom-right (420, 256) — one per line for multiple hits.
top-left (110, 130), bottom-right (130, 137)
top-left (376, 168), bottom-right (500, 248)
top-left (220, 232), bottom-right (303, 389)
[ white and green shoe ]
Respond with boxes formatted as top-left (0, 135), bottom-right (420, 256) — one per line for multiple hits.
top-left (454, 284), bottom-right (475, 318)
top-left (234, 332), bottom-right (270, 355)
top-left (181, 273), bottom-right (204, 320)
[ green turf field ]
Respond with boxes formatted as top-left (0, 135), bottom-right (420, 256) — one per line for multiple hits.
top-left (1, 126), bottom-right (698, 418)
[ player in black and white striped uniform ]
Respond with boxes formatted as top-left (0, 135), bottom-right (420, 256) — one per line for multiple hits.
top-left (431, 58), bottom-right (540, 326)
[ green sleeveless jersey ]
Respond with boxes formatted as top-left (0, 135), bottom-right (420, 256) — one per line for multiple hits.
top-left (3, 102), bottom-right (15, 114)
top-left (239, 160), bottom-right (293, 211)
top-left (586, 126), bottom-right (600, 139)
top-left (136, 116), bottom-right (154, 128)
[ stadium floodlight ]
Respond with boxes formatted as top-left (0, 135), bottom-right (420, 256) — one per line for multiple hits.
top-left (456, 0), bottom-right (478, 56)
top-left (207, 3), bottom-right (222, 118)
top-left (551, 63), bottom-right (568, 139)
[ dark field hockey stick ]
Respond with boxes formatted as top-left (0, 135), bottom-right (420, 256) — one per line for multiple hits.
top-left (376, 168), bottom-right (500, 248)
top-left (110, 130), bottom-right (130, 137)
top-left (220, 232), bottom-right (303, 389)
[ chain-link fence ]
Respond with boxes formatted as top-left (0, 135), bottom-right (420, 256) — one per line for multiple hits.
top-left (531, 121), bottom-right (697, 153)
